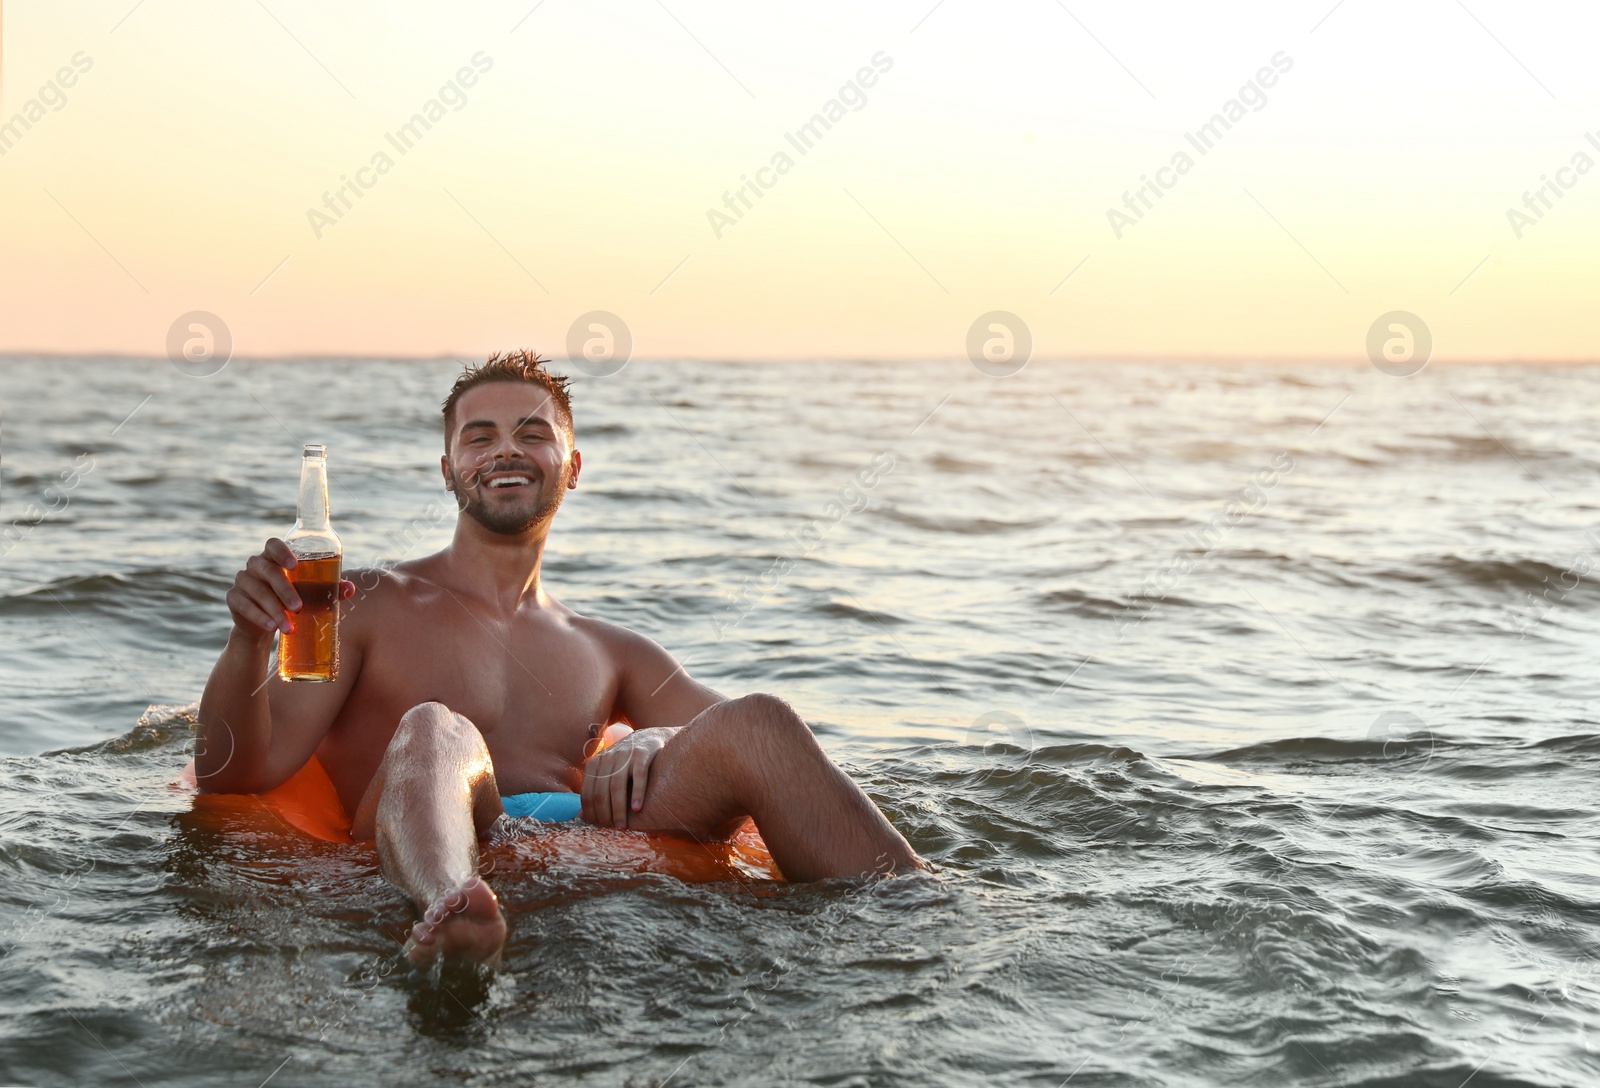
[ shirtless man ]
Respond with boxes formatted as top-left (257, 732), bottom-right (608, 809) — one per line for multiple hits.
top-left (196, 353), bottom-right (926, 967)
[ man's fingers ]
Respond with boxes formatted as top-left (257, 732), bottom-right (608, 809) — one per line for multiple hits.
top-left (340, 579), bottom-right (356, 600)
top-left (609, 755), bottom-right (629, 828)
top-left (242, 580), bottom-right (294, 633)
top-left (631, 749), bottom-right (650, 813)
top-left (227, 588), bottom-right (282, 635)
top-left (582, 739), bottom-right (647, 827)
top-left (230, 583), bottom-right (288, 634)
top-left (247, 554), bottom-right (302, 611)
top-left (579, 756), bottom-right (597, 823)
top-left (263, 538), bottom-right (297, 569)
top-left (583, 752), bottom-right (613, 826)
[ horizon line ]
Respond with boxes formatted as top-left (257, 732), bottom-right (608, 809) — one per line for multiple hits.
top-left (2, 352), bottom-right (1598, 368)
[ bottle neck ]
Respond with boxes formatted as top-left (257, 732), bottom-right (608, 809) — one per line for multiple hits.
top-left (296, 457), bottom-right (331, 530)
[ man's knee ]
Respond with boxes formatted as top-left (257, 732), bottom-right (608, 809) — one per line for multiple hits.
top-left (713, 693), bottom-right (814, 759)
top-left (367, 702), bottom-right (498, 831)
top-left (399, 700), bottom-right (453, 728)
top-left (735, 692), bottom-right (806, 730)
top-left (391, 701), bottom-right (484, 759)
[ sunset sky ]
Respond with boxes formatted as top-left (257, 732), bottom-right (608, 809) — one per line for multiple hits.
top-left (1, 0), bottom-right (1596, 362)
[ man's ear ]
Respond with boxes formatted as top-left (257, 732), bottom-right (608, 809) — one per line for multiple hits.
top-left (441, 454), bottom-right (453, 491)
top-left (567, 449), bottom-right (582, 489)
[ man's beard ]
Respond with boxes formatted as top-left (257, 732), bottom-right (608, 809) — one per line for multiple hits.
top-left (449, 461), bottom-right (568, 535)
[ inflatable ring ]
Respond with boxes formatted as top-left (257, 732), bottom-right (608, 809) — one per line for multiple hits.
top-left (175, 728), bottom-right (782, 883)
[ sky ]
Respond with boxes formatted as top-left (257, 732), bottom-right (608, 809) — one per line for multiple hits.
top-left (0, 0), bottom-right (1596, 362)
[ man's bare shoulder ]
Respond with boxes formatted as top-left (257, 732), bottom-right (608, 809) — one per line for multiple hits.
top-left (342, 560), bottom-right (450, 624)
top-left (566, 610), bottom-right (725, 724)
top-left (563, 610), bottom-right (675, 671)
top-left (566, 610), bottom-right (646, 652)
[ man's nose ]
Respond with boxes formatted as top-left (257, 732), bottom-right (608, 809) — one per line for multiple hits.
top-left (486, 435), bottom-right (525, 461)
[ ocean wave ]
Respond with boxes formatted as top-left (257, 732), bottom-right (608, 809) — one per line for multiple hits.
top-left (35, 704), bottom-right (197, 763)
top-left (1530, 732), bottom-right (1600, 755)
top-left (927, 453), bottom-right (992, 474)
top-left (811, 598), bottom-right (906, 625)
top-left (881, 508), bottom-right (1058, 535)
top-left (0, 568), bottom-right (231, 618)
top-left (1193, 734), bottom-right (1455, 765)
top-left (1032, 587), bottom-right (1135, 619)
top-left (1411, 555), bottom-right (1576, 593)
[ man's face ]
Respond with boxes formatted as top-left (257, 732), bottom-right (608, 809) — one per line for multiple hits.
top-left (442, 382), bottom-right (579, 535)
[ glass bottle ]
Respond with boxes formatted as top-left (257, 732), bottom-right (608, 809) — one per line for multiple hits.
top-left (277, 444), bottom-right (343, 682)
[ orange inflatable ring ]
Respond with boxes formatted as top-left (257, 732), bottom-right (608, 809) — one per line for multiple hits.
top-left (176, 741), bottom-right (783, 883)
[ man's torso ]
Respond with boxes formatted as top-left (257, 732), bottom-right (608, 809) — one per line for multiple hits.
top-left (311, 565), bottom-right (623, 814)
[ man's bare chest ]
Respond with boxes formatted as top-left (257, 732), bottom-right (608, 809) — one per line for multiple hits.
top-left (326, 604), bottom-right (620, 795)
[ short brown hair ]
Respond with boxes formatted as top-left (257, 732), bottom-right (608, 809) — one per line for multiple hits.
top-left (442, 351), bottom-right (574, 449)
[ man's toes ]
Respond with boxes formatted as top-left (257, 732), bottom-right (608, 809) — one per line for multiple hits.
top-left (406, 877), bottom-right (506, 968)
top-left (458, 876), bottom-right (497, 916)
top-left (405, 921), bottom-right (440, 964)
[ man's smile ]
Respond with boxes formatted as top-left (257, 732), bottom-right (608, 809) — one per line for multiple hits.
top-left (482, 471), bottom-right (535, 490)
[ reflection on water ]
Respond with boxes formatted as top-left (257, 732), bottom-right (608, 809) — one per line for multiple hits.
top-left (2, 359), bottom-right (1599, 1086)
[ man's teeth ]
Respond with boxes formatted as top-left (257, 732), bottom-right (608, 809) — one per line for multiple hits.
top-left (487, 476), bottom-right (531, 488)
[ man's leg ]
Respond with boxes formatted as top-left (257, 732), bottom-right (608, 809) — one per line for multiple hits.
top-left (621, 693), bottom-right (928, 882)
top-left (351, 701), bottom-right (508, 966)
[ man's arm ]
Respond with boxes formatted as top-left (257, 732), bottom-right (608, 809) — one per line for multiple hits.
top-left (196, 539), bottom-right (363, 794)
top-left (611, 626), bottom-right (724, 730)
top-left (579, 623), bottom-right (725, 828)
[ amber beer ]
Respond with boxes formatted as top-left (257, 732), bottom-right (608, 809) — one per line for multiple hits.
top-left (277, 444), bottom-right (343, 682)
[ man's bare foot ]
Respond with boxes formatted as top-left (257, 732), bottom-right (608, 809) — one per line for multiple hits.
top-left (403, 875), bottom-right (507, 968)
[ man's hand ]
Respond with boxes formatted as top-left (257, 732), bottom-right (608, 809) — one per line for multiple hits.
top-left (200, 541), bottom-right (358, 794)
top-left (225, 537), bottom-right (355, 641)
top-left (580, 726), bottom-right (680, 829)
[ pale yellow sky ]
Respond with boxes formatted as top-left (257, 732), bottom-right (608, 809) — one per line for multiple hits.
top-left (0, 1), bottom-right (1596, 362)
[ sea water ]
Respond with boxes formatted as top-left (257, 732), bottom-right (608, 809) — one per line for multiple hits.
top-left (1, 358), bottom-right (1596, 1086)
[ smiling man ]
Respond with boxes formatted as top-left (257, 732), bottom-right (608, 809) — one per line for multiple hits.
top-left (196, 352), bottom-right (926, 966)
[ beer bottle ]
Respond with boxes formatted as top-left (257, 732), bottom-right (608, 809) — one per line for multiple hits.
top-left (277, 444), bottom-right (342, 682)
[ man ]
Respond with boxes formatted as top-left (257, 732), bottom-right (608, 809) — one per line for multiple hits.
top-left (196, 352), bottom-right (926, 967)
